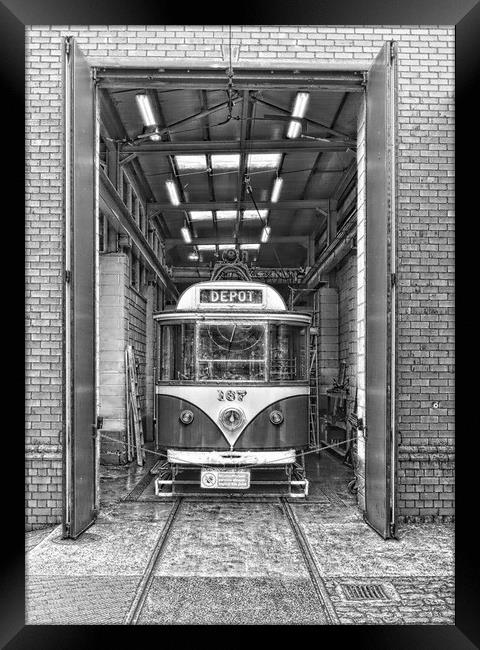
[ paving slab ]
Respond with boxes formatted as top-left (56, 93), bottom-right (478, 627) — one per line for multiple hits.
top-left (292, 505), bottom-right (454, 577)
top-left (26, 576), bottom-right (139, 625)
top-left (26, 519), bottom-right (170, 577)
top-left (138, 576), bottom-right (328, 625)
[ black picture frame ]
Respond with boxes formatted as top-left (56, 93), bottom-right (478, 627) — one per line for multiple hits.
top-left (5, 0), bottom-right (477, 646)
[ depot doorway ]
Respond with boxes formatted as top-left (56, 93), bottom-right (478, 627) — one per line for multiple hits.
top-left (63, 38), bottom-right (397, 539)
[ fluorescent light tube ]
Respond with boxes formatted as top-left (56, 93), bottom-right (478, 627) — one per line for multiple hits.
top-left (181, 226), bottom-right (192, 244)
top-left (240, 243), bottom-right (260, 250)
top-left (271, 177), bottom-right (283, 203)
top-left (287, 120), bottom-right (302, 139)
top-left (165, 180), bottom-right (180, 206)
top-left (292, 92), bottom-right (310, 118)
top-left (135, 93), bottom-right (156, 127)
top-left (261, 226), bottom-right (271, 243)
top-left (287, 92), bottom-right (310, 139)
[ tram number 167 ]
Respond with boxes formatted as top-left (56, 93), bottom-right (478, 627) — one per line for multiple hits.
top-left (217, 389), bottom-right (247, 402)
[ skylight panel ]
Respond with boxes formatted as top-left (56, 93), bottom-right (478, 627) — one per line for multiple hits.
top-left (210, 154), bottom-right (240, 170)
top-left (247, 153), bottom-right (282, 169)
top-left (189, 211), bottom-right (212, 221)
top-left (216, 210), bottom-right (237, 220)
top-left (242, 209), bottom-right (269, 220)
top-left (175, 155), bottom-right (207, 170)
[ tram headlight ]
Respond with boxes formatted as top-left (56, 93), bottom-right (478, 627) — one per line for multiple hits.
top-left (179, 409), bottom-right (194, 425)
top-left (269, 410), bottom-right (284, 425)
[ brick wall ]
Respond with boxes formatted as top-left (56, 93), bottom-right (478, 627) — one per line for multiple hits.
top-left (25, 25), bottom-right (454, 527)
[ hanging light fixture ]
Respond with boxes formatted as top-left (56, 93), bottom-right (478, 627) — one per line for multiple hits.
top-left (135, 93), bottom-right (156, 127)
top-left (287, 92), bottom-right (310, 139)
top-left (181, 224), bottom-right (192, 244)
top-left (165, 179), bottom-right (180, 206)
top-left (271, 177), bottom-right (283, 203)
top-left (261, 226), bottom-right (271, 243)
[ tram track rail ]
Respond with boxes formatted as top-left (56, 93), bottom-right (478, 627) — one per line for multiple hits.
top-left (279, 496), bottom-right (340, 625)
top-left (123, 497), bottom-right (182, 625)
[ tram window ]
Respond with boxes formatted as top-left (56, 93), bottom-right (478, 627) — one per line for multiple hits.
top-left (160, 323), bottom-right (195, 380)
top-left (197, 322), bottom-right (266, 381)
top-left (269, 324), bottom-right (307, 381)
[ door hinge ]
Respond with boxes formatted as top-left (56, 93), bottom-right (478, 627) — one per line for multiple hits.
top-left (389, 520), bottom-right (397, 538)
top-left (65, 269), bottom-right (72, 283)
top-left (390, 272), bottom-right (396, 287)
top-left (390, 41), bottom-right (396, 63)
top-left (65, 37), bottom-right (71, 56)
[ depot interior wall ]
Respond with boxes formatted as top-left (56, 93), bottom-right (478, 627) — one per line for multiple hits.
top-left (25, 25), bottom-right (454, 529)
top-left (98, 250), bottom-right (158, 464)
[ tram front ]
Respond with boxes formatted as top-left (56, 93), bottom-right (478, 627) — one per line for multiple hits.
top-left (154, 275), bottom-right (311, 496)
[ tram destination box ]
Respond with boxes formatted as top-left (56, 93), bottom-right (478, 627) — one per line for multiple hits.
top-left (200, 288), bottom-right (263, 305)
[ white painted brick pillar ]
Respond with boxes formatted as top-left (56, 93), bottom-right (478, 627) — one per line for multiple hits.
top-left (98, 253), bottom-right (129, 463)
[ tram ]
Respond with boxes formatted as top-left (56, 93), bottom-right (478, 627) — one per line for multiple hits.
top-left (153, 252), bottom-right (311, 496)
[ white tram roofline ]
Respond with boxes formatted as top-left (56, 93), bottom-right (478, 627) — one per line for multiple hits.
top-left (153, 311), bottom-right (311, 323)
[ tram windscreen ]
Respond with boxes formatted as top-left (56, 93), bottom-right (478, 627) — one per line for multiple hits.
top-left (269, 323), bottom-right (308, 381)
top-left (197, 322), bottom-right (266, 381)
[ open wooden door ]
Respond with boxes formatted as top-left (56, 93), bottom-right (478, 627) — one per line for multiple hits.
top-left (63, 36), bottom-right (98, 538)
top-left (364, 41), bottom-right (397, 539)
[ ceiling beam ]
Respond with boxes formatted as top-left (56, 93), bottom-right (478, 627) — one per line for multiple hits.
top-left (148, 199), bottom-right (327, 213)
top-left (120, 140), bottom-right (354, 154)
top-left (166, 235), bottom-right (309, 249)
top-left (252, 95), bottom-right (355, 141)
top-left (95, 68), bottom-right (365, 92)
top-left (171, 266), bottom-right (305, 284)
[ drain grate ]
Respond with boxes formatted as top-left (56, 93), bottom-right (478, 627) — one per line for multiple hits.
top-left (341, 583), bottom-right (388, 600)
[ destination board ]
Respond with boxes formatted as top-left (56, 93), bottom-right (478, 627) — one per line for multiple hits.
top-left (200, 289), bottom-right (263, 304)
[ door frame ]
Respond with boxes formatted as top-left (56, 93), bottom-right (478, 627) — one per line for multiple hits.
top-left (63, 47), bottom-right (397, 536)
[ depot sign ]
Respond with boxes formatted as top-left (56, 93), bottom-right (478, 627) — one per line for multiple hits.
top-left (200, 288), bottom-right (263, 304)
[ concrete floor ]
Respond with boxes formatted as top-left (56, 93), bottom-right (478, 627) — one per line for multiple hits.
top-left (25, 450), bottom-right (454, 625)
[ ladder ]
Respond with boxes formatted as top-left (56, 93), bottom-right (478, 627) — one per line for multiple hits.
top-left (309, 290), bottom-right (320, 450)
top-left (126, 345), bottom-right (145, 466)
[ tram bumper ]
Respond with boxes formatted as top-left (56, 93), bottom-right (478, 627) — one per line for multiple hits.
top-left (166, 449), bottom-right (296, 465)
